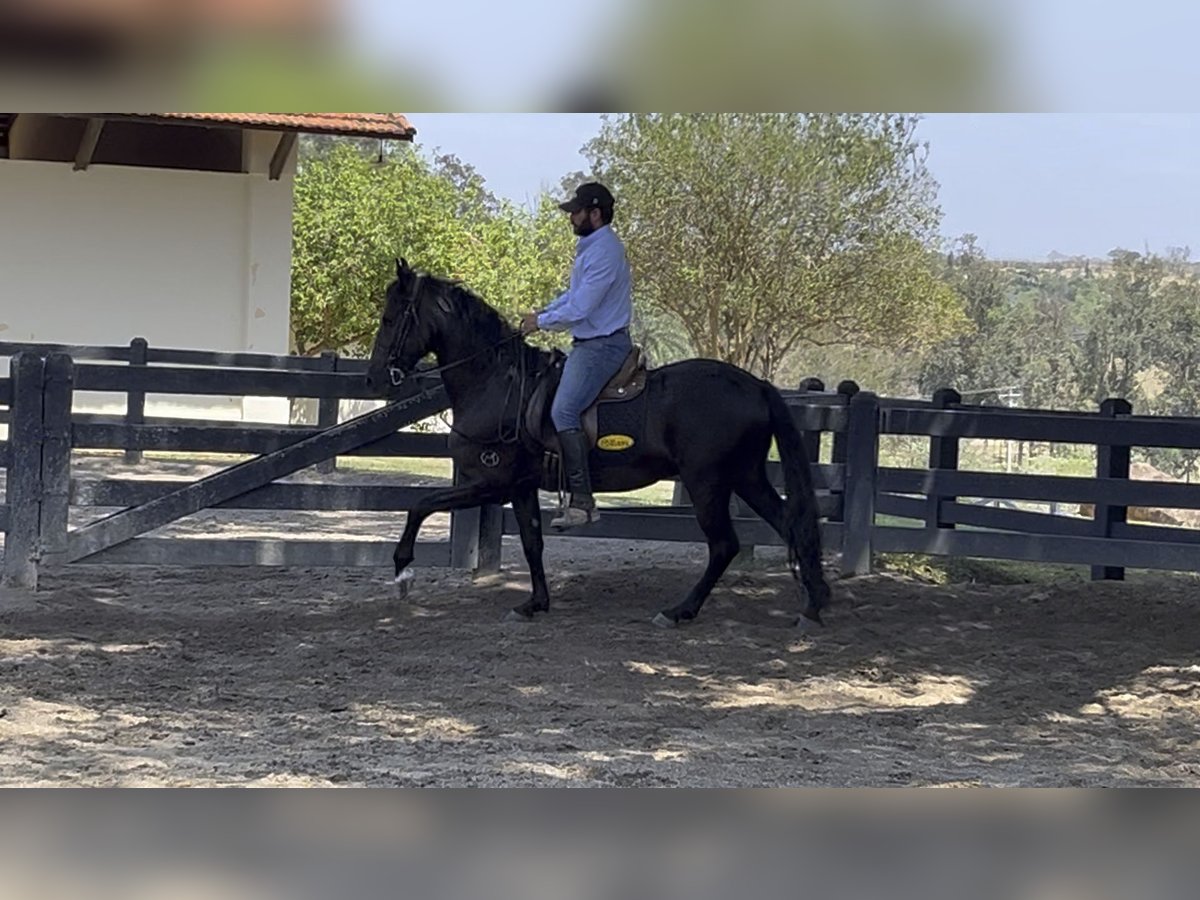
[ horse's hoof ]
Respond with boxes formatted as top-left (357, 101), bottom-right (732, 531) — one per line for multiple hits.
top-left (393, 568), bottom-right (414, 599)
top-left (652, 612), bottom-right (677, 629)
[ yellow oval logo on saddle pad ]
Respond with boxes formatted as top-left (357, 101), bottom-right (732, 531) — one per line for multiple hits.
top-left (597, 434), bottom-right (635, 451)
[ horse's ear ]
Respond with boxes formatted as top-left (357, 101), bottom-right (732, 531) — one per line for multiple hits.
top-left (395, 257), bottom-right (407, 278)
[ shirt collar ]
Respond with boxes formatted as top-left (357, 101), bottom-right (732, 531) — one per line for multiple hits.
top-left (576, 223), bottom-right (611, 249)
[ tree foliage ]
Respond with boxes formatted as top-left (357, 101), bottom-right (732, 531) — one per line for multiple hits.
top-left (290, 141), bottom-right (572, 357)
top-left (289, 126), bottom-right (1200, 484)
top-left (580, 113), bottom-right (966, 379)
top-left (913, 241), bottom-right (1200, 479)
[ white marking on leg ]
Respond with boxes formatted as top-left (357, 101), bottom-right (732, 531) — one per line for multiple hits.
top-left (394, 569), bottom-right (415, 585)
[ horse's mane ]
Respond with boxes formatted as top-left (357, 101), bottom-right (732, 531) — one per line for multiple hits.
top-left (428, 275), bottom-right (548, 370)
top-left (431, 277), bottom-right (515, 343)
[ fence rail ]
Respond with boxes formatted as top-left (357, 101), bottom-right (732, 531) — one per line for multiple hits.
top-left (0, 340), bottom-right (371, 372)
top-left (7, 340), bottom-right (1200, 599)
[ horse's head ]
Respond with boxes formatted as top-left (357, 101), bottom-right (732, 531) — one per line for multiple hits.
top-left (365, 258), bottom-right (447, 394)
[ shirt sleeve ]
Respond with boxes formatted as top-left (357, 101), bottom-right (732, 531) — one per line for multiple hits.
top-left (537, 252), bottom-right (619, 331)
top-left (539, 290), bottom-right (571, 319)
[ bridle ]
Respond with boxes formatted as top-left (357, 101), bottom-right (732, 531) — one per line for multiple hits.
top-left (385, 274), bottom-right (525, 390)
top-left (386, 274), bottom-right (425, 387)
top-left (382, 273), bottom-right (541, 447)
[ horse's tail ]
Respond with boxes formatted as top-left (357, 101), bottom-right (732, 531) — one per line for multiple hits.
top-left (765, 383), bottom-right (830, 621)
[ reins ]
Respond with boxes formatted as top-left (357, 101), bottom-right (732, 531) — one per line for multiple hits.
top-left (385, 277), bottom-right (535, 446)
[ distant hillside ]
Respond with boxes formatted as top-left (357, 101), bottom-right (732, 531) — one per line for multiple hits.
top-left (986, 256), bottom-right (1200, 278)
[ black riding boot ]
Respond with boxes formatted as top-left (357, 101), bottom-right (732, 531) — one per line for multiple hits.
top-left (552, 429), bottom-right (599, 529)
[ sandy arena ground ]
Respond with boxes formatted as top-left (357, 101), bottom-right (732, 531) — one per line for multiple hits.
top-left (2, 457), bottom-right (1199, 786)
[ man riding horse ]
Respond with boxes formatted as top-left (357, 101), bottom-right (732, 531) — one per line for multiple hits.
top-left (520, 181), bottom-right (632, 529)
top-left (364, 194), bottom-right (831, 628)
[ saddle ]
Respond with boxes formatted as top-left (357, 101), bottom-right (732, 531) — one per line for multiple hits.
top-left (523, 345), bottom-right (649, 454)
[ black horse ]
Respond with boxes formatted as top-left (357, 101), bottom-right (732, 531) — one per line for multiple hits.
top-left (364, 259), bottom-right (831, 628)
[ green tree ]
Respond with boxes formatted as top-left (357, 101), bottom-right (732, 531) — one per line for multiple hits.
top-left (1004, 269), bottom-right (1089, 411)
top-left (581, 114), bottom-right (965, 380)
top-left (1075, 250), bottom-right (1162, 406)
top-left (917, 236), bottom-right (1014, 400)
top-left (432, 152), bottom-right (502, 219)
top-left (1138, 252), bottom-right (1200, 479)
top-left (290, 141), bottom-right (572, 358)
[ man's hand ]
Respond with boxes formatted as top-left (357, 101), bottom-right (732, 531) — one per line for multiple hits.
top-left (520, 312), bottom-right (541, 335)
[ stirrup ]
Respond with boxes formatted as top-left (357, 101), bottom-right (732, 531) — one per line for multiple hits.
top-left (551, 505), bottom-right (600, 530)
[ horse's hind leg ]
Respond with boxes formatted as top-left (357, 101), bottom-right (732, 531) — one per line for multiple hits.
top-left (735, 466), bottom-right (827, 626)
top-left (655, 478), bottom-right (739, 627)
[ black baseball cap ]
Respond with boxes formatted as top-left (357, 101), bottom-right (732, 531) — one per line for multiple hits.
top-left (558, 181), bottom-right (614, 213)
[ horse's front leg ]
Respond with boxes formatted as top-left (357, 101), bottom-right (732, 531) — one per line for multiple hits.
top-left (507, 487), bottom-right (550, 620)
top-left (393, 482), bottom-right (508, 595)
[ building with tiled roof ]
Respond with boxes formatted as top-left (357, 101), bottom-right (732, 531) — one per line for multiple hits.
top-left (0, 112), bottom-right (416, 422)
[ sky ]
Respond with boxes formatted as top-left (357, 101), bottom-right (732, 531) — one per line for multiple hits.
top-left (338, 0), bottom-right (1200, 262)
top-left (408, 113), bottom-right (1200, 263)
top-left (915, 114), bottom-right (1200, 260)
top-left (411, 114), bottom-right (603, 210)
top-left (347, 0), bottom-right (1200, 112)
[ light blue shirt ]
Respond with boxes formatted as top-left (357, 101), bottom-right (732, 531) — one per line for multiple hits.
top-left (537, 224), bottom-right (633, 340)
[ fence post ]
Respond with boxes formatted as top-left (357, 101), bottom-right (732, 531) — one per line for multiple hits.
top-left (797, 376), bottom-right (825, 464)
top-left (449, 462), bottom-right (503, 575)
top-left (926, 387), bottom-right (962, 531)
top-left (1092, 397), bottom-right (1132, 581)
top-left (841, 390), bottom-right (879, 577)
top-left (475, 503), bottom-right (504, 575)
top-left (1, 353), bottom-right (46, 596)
top-left (316, 350), bottom-right (339, 475)
top-left (124, 337), bottom-right (147, 463)
top-left (38, 353), bottom-right (75, 571)
top-left (829, 380), bottom-right (860, 525)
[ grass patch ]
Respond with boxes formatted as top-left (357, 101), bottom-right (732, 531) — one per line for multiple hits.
top-left (339, 455), bottom-right (453, 480)
top-left (137, 450), bottom-right (252, 465)
top-left (876, 553), bottom-right (1089, 586)
top-left (597, 481), bottom-right (678, 508)
top-left (876, 552), bottom-right (1200, 587)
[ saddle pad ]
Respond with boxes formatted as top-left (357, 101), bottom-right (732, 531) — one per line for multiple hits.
top-left (589, 389), bottom-right (649, 469)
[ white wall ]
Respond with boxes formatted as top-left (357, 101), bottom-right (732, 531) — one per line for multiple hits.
top-left (0, 133), bottom-right (294, 423)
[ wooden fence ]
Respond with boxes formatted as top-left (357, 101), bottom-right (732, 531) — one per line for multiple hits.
top-left (5, 339), bottom-right (1200, 597)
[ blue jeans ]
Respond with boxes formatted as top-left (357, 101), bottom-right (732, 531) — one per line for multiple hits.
top-left (551, 330), bottom-right (633, 432)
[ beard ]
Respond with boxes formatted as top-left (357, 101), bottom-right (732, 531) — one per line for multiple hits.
top-left (572, 217), bottom-right (597, 237)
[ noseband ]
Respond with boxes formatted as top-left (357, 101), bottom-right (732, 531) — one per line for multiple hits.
top-left (387, 274), bottom-right (425, 387)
